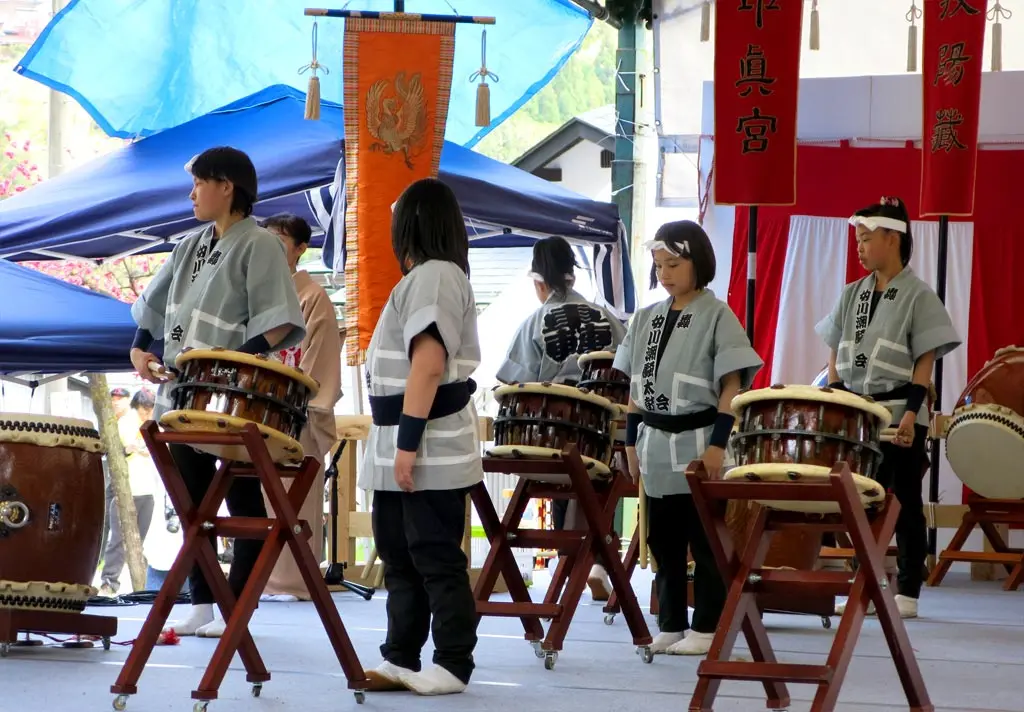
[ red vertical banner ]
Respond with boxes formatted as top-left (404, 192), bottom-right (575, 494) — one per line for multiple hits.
top-left (921, 0), bottom-right (987, 217)
top-left (713, 0), bottom-right (803, 206)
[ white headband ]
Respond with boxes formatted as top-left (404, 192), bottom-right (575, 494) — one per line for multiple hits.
top-left (642, 239), bottom-right (690, 257)
top-left (527, 271), bottom-right (576, 284)
top-left (849, 215), bottom-right (907, 233)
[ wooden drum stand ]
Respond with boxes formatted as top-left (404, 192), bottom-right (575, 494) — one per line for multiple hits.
top-left (109, 422), bottom-right (369, 712)
top-left (472, 446), bottom-right (653, 669)
top-left (685, 460), bottom-right (932, 712)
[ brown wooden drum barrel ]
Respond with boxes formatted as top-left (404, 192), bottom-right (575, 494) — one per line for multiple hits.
top-left (160, 347), bottom-right (320, 464)
top-left (488, 382), bottom-right (617, 479)
top-left (0, 414), bottom-right (105, 612)
top-left (946, 346), bottom-right (1024, 499)
top-left (577, 350), bottom-right (630, 407)
top-left (731, 384), bottom-right (892, 480)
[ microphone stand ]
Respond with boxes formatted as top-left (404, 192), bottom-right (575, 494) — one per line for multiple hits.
top-left (322, 439), bottom-right (375, 600)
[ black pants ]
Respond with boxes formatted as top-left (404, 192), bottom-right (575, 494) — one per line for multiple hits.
top-left (100, 494), bottom-right (155, 590)
top-left (872, 424), bottom-right (929, 599)
top-left (551, 497), bottom-right (609, 567)
top-left (169, 444), bottom-right (267, 605)
top-left (373, 488), bottom-right (478, 684)
top-left (646, 492), bottom-right (725, 634)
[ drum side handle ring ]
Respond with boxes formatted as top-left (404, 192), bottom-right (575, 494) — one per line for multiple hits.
top-left (0, 500), bottom-right (30, 529)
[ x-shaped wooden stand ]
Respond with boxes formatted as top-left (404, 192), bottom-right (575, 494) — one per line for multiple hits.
top-left (110, 421), bottom-right (369, 712)
top-left (927, 495), bottom-right (1024, 591)
top-left (472, 446), bottom-right (652, 669)
top-left (685, 460), bottom-right (933, 712)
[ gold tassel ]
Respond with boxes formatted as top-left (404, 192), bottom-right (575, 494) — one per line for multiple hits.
top-left (700, 0), bottom-right (711, 42)
top-left (471, 29), bottom-right (498, 128)
top-left (305, 75), bottom-right (321, 120)
top-left (300, 21), bottom-right (328, 121)
top-left (476, 82), bottom-right (491, 127)
top-left (989, 2), bottom-right (1010, 72)
top-left (906, 2), bottom-right (920, 72)
top-left (810, 0), bottom-right (820, 50)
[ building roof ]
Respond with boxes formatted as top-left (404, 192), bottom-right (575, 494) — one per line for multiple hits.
top-left (512, 105), bottom-right (616, 174)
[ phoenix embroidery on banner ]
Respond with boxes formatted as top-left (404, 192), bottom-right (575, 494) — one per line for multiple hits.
top-left (366, 71), bottom-right (429, 169)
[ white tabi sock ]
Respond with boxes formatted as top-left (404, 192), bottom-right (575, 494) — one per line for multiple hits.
top-left (163, 603), bottom-right (214, 636)
top-left (398, 664), bottom-right (467, 696)
top-left (649, 631), bottom-right (685, 654)
top-left (196, 616), bottom-right (227, 638)
top-left (259, 594), bottom-right (300, 603)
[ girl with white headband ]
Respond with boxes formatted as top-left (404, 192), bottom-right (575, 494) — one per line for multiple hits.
top-left (816, 195), bottom-right (960, 620)
top-left (611, 220), bottom-right (762, 656)
top-left (496, 235), bottom-right (626, 599)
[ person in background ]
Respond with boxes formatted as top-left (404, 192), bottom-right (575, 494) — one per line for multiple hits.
top-left (99, 387), bottom-right (154, 596)
top-left (251, 213), bottom-right (343, 604)
top-left (495, 236), bottom-right (627, 600)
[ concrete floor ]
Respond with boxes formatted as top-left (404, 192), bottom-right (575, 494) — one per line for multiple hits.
top-left (2, 568), bottom-right (1021, 712)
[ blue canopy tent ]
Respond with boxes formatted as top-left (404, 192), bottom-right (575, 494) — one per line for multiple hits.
top-left (0, 86), bottom-right (635, 317)
top-left (0, 260), bottom-right (135, 379)
top-left (14, 0), bottom-right (593, 147)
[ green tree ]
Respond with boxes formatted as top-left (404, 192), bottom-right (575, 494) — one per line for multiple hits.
top-left (476, 22), bottom-right (617, 163)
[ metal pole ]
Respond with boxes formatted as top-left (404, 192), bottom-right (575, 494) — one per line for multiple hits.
top-left (745, 206), bottom-right (758, 344)
top-left (927, 215), bottom-right (949, 564)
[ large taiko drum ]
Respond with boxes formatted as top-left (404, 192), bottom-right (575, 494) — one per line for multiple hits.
top-left (487, 382), bottom-right (617, 481)
top-left (0, 414), bottom-right (106, 612)
top-left (160, 347), bottom-right (320, 465)
top-left (577, 351), bottom-right (630, 407)
top-left (946, 346), bottom-right (1024, 500)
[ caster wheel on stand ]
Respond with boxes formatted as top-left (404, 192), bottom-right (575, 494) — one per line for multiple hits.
top-left (193, 701), bottom-right (209, 712)
top-left (0, 642), bottom-right (9, 658)
top-left (603, 613), bottom-right (616, 626)
top-left (530, 640), bottom-right (545, 659)
top-left (821, 616), bottom-right (832, 630)
top-left (637, 646), bottom-right (654, 663)
top-left (543, 651), bottom-right (558, 670)
top-left (112, 695), bottom-right (129, 711)
top-left (102, 637), bottom-right (112, 651)
top-left (251, 683), bottom-right (262, 698)
top-left (354, 691), bottom-right (366, 704)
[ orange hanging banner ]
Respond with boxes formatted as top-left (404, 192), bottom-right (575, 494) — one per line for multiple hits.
top-left (343, 17), bottom-right (455, 364)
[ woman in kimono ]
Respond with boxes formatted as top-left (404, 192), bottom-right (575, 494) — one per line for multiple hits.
top-left (360, 177), bottom-right (481, 696)
top-left (816, 196), bottom-right (960, 620)
top-left (612, 220), bottom-right (762, 656)
top-left (257, 213), bottom-right (344, 604)
top-left (495, 235), bottom-right (627, 600)
top-left (128, 146), bottom-right (307, 636)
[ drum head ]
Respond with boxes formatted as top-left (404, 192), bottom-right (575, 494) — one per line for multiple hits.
top-left (577, 350), bottom-right (618, 366)
top-left (723, 463), bottom-right (886, 514)
top-left (947, 404), bottom-right (1024, 500)
top-left (732, 384), bottom-right (892, 425)
top-left (0, 413), bottom-right (104, 453)
top-left (492, 382), bottom-right (617, 414)
top-left (175, 347), bottom-right (320, 397)
top-left (486, 444), bottom-right (612, 480)
top-left (159, 410), bottom-right (305, 465)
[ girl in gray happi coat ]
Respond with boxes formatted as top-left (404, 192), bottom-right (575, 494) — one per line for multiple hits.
top-left (817, 196), bottom-right (960, 620)
top-left (496, 236), bottom-right (626, 600)
top-left (360, 178), bottom-right (481, 697)
top-left (612, 221), bottom-right (762, 656)
top-left (128, 147), bottom-right (306, 637)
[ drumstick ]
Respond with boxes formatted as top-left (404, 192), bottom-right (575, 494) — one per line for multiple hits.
top-left (148, 361), bottom-right (172, 382)
top-left (638, 474), bottom-right (648, 570)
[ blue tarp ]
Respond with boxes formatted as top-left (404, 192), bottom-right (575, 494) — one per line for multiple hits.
top-left (0, 260), bottom-right (135, 374)
top-left (14, 0), bottom-right (592, 146)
